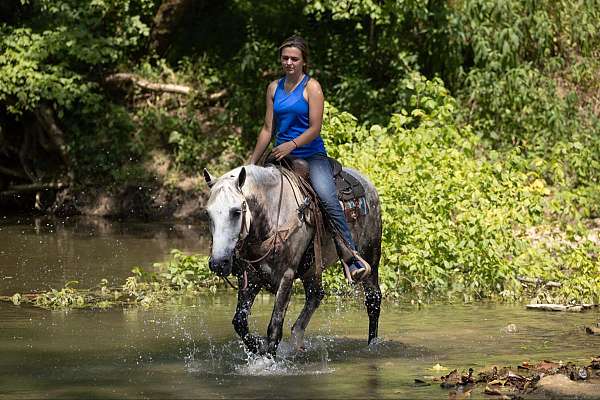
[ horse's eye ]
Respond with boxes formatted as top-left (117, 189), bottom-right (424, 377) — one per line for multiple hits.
top-left (230, 208), bottom-right (241, 218)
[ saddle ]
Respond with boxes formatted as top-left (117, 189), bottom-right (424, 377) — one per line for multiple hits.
top-left (267, 155), bottom-right (369, 222)
top-left (329, 158), bottom-right (368, 222)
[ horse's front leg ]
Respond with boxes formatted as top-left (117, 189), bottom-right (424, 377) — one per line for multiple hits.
top-left (266, 268), bottom-right (295, 355)
top-left (291, 275), bottom-right (324, 351)
top-left (232, 282), bottom-right (263, 353)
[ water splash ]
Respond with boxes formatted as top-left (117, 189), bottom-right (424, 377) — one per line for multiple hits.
top-left (184, 337), bottom-right (336, 377)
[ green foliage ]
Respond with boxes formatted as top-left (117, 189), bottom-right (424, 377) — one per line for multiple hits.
top-left (2, 0), bottom-right (600, 305)
top-left (0, 27), bottom-right (99, 115)
top-left (324, 73), bottom-right (597, 303)
top-left (155, 249), bottom-right (218, 291)
top-left (454, 0), bottom-right (600, 189)
top-left (33, 280), bottom-right (86, 308)
top-left (515, 233), bottom-right (600, 305)
top-left (0, 0), bottom-right (155, 115)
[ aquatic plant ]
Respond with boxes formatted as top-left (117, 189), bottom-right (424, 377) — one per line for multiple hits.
top-left (0, 250), bottom-right (222, 310)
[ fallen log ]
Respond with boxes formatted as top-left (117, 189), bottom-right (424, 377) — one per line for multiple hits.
top-left (105, 73), bottom-right (228, 103)
top-left (526, 303), bottom-right (597, 312)
top-left (105, 73), bottom-right (192, 95)
top-left (0, 165), bottom-right (28, 179)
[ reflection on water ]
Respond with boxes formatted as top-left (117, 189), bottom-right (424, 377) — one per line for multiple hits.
top-left (0, 217), bottom-right (599, 399)
top-left (0, 215), bottom-right (210, 295)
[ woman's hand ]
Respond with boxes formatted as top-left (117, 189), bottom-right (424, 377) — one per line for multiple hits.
top-left (272, 140), bottom-right (297, 161)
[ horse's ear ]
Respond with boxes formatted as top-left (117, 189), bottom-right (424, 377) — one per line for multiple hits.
top-left (237, 167), bottom-right (246, 189)
top-left (203, 168), bottom-right (215, 188)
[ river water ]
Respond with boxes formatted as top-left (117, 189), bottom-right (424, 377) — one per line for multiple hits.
top-left (1, 216), bottom-right (598, 399)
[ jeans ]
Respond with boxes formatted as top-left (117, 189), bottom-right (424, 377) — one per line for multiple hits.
top-left (304, 153), bottom-right (357, 251)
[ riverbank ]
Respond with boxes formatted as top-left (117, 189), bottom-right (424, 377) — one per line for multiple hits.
top-left (0, 175), bottom-right (210, 221)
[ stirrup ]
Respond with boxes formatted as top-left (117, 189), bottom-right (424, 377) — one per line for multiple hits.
top-left (341, 252), bottom-right (371, 284)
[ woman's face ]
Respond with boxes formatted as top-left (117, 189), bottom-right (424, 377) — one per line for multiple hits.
top-left (280, 46), bottom-right (304, 75)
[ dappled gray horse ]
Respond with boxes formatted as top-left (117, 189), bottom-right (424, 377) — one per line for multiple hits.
top-left (203, 164), bottom-right (382, 355)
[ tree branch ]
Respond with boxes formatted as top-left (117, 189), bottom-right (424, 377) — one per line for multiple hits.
top-left (105, 73), bottom-right (192, 95)
top-left (207, 88), bottom-right (228, 102)
top-left (0, 165), bottom-right (28, 179)
top-left (0, 182), bottom-right (67, 196)
top-left (517, 275), bottom-right (562, 288)
top-left (105, 73), bottom-right (228, 103)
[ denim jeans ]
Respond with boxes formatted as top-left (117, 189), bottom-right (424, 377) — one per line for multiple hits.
top-left (304, 153), bottom-right (357, 251)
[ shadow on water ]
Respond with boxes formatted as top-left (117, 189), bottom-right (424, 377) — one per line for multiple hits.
top-left (185, 336), bottom-right (428, 377)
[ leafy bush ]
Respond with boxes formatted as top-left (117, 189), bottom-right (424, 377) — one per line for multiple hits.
top-left (323, 72), bottom-right (598, 303)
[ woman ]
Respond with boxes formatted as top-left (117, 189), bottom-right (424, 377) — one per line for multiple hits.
top-left (249, 35), bottom-right (368, 281)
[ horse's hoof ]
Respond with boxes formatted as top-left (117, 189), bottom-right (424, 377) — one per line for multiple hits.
top-left (245, 335), bottom-right (267, 354)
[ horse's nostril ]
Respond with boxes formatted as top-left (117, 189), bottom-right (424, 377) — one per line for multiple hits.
top-left (208, 256), bottom-right (232, 277)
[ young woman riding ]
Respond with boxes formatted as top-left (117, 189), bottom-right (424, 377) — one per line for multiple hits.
top-left (249, 35), bottom-right (369, 281)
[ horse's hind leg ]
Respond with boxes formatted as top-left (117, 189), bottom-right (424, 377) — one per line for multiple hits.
top-left (362, 271), bottom-right (382, 344)
top-left (232, 283), bottom-right (262, 353)
top-left (291, 275), bottom-right (325, 351)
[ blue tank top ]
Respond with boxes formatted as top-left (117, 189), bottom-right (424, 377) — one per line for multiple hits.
top-left (273, 75), bottom-right (327, 158)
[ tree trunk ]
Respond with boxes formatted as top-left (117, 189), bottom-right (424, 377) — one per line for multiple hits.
top-left (34, 104), bottom-right (73, 181)
top-left (149, 0), bottom-right (195, 56)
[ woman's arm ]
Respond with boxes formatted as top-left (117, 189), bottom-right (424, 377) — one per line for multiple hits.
top-left (249, 80), bottom-right (278, 165)
top-left (271, 78), bottom-right (324, 161)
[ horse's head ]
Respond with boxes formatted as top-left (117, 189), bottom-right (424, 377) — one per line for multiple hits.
top-left (203, 167), bottom-right (252, 277)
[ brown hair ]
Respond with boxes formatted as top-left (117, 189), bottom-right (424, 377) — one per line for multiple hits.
top-left (278, 35), bottom-right (309, 73)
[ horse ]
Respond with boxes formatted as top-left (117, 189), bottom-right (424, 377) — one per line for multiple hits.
top-left (203, 163), bottom-right (382, 356)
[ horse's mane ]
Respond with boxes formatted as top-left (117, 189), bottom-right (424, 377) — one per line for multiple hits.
top-left (212, 164), bottom-right (281, 198)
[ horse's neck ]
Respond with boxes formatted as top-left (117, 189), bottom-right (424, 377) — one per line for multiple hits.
top-left (245, 166), bottom-right (300, 240)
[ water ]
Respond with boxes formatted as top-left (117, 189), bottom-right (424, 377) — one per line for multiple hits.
top-left (1, 216), bottom-right (599, 399)
top-left (0, 215), bottom-right (210, 294)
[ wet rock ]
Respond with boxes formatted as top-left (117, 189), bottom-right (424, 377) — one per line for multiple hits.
top-left (586, 326), bottom-right (600, 336)
top-left (537, 374), bottom-right (600, 399)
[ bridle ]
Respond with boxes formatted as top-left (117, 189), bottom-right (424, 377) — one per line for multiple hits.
top-left (211, 167), bottom-right (316, 291)
top-left (229, 171), bottom-right (282, 290)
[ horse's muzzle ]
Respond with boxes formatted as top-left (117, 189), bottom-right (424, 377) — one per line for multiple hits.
top-left (208, 255), bottom-right (233, 277)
